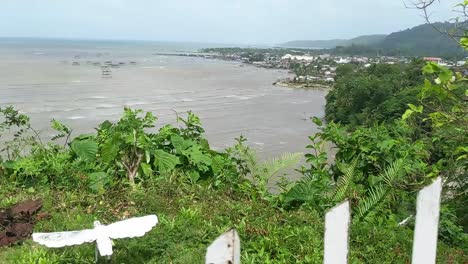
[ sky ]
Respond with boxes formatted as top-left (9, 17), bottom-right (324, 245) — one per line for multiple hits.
top-left (0, 0), bottom-right (459, 45)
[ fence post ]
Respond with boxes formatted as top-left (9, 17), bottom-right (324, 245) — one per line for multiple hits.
top-left (205, 229), bottom-right (241, 264)
top-left (412, 177), bottom-right (442, 264)
top-left (324, 200), bottom-right (350, 264)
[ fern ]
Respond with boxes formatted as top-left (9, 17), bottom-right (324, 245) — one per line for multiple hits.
top-left (248, 152), bottom-right (302, 192)
top-left (332, 159), bottom-right (358, 202)
top-left (261, 152), bottom-right (303, 180)
top-left (283, 180), bottom-right (318, 204)
top-left (245, 149), bottom-right (259, 176)
top-left (355, 184), bottom-right (387, 220)
top-left (381, 158), bottom-right (404, 186)
top-left (354, 159), bottom-right (405, 220)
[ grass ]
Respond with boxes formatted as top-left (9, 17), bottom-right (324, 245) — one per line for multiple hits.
top-left (0, 176), bottom-right (466, 263)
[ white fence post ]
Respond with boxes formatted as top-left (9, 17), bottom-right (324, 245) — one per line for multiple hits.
top-left (205, 229), bottom-right (241, 264)
top-left (324, 201), bottom-right (350, 264)
top-left (412, 177), bottom-right (442, 264)
top-left (202, 179), bottom-right (443, 264)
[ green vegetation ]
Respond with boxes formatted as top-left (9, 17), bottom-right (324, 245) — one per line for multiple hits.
top-left (290, 59), bottom-right (336, 77)
top-left (283, 22), bottom-right (467, 59)
top-left (1, 3), bottom-right (467, 263)
top-left (282, 14), bottom-right (468, 260)
top-left (325, 60), bottom-right (425, 127)
top-left (202, 47), bottom-right (309, 58)
top-left (281, 34), bottom-right (387, 49)
top-left (0, 106), bottom-right (466, 263)
top-left (381, 22), bottom-right (465, 59)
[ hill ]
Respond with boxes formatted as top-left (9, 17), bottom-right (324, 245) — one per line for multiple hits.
top-left (348, 34), bottom-right (386, 46)
top-left (380, 22), bottom-right (465, 58)
top-left (281, 23), bottom-right (466, 58)
top-left (281, 34), bottom-right (386, 49)
top-left (281, 39), bottom-right (347, 49)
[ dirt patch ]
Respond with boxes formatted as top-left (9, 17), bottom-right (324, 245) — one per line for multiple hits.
top-left (0, 199), bottom-right (48, 247)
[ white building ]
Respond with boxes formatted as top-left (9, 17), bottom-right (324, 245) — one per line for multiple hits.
top-left (282, 54), bottom-right (315, 62)
top-left (335, 57), bottom-right (350, 64)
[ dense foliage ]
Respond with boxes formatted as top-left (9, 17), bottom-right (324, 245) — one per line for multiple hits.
top-left (325, 60), bottom-right (425, 127)
top-left (0, 107), bottom-right (465, 263)
top-left (281, 34), bottom-right (387, 49)
top-left (201, 47), bottom-right (310, 58)
top-left (381, 22), bottom-right (466, 59)
top-left (1, 3), bottom-right (467, 262)
top-left (283, 15), bottom-right (468, 257)
top-left (283, 22), bottom-right (467, 59)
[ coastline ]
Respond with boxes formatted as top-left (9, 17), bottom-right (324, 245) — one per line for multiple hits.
top-left (273, 80), bottom-right (332, 90)
top-left (153, 52), bottom-right (334, 91)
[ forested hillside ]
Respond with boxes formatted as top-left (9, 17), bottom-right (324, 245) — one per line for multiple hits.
top-left (282, 22), bottom-right (466, 58)
top-left (281, 34), bottom-right (386, 49)
top-left (381, 22), bottom-right (465, 58)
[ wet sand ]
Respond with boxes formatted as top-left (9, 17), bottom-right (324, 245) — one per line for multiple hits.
top-left (0, 40), bottom-right (326, 160)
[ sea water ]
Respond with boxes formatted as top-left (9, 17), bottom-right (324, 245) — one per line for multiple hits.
top-left (0, 38), bottom-right (326, 160)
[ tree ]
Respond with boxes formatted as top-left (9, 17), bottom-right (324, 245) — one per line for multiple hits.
top-left (325, 63), bottom-right (424, 127)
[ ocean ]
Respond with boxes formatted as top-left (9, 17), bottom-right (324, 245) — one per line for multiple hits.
top-left (0, 38), bottom-right (326, 159)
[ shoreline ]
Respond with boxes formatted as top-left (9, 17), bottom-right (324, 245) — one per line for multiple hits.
top-left (153, 52), bottom-right (334, 90)
top-left (273, 80), bottom-right (332, 90)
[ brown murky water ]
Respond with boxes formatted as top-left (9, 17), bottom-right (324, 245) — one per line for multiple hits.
top-left (0, 39), bottom-right (326, 160)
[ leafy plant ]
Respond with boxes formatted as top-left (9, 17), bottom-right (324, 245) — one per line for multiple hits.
top-left (226, 138), bottom-right (302, 195)
top-left (71, 139), bottom-right (98, 162)
top-left (354, 159), bottom-right (405, 220)
top-left (88, 171), bottom-right (110, 193)
top-left (0, 106), bottom-right (43, 160)
top-left (96, 108), bottom-right (156, 184)
top-left (50, 119), bottom-right (72, 146)
top-left (153, 149), bottom-right (180, 173)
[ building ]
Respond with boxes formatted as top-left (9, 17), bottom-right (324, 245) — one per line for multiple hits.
top-left (282, 54), bottom-right (315, 62)
top-left (335, 57), bottom-right (350, 64)
top-left (423, 57), bottom-right (443, 64)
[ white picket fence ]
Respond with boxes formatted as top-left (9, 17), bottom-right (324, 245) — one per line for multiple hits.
top-left (206, 177), bottom-right (442, 264)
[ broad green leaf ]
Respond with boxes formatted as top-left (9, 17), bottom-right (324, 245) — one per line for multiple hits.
top-left (140, 162), bottom-right (153, 176)
top-left (171, 135), bottom-right (193, 152)
top-left (461, 37), bottom-right (468, 48)
top-left (2, 160), bottom-right (15, 169)
top-left (199, 138), bottom-right (211, 151)
top-left (402, 109), bottom-right (414, 121)
top-left (438, 68), bottom-right (453, 83)
top-left (211, 155), bottom-right (226, 175)
top-left (51, 119), bottom-right (71, 134)
top-left (188, 170), bottom-right (200, 182)
top-left (186, 146), bottom-right (212, 166)
top-left (145, 150), bottom-right (151, 163)
top-left (125, 132), bottom-right (136, 145)
top-left (153, 149), bottom-right (180, 172)
top-left (408, 104), bottom-right (423, 113)
top-left (377, 139), bottom-right (396, 151)
top-left (101, 139), bottom-right (119, 163)
top-left (312, 116), bottom-right (323, 126)
top-left (422, 62), bottom-right (437, 74)
top-left (71, 139), bottom-right (98, 161)
top-left (421, 79), bottom-right (432, 99)
top-left (98, 120), bottom-right (113, 131)
top-left (88, 172), bottom-right (109, 192)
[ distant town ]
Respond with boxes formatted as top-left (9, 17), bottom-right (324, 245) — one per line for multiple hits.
top-left (181, 47), bottom-right (468, 89)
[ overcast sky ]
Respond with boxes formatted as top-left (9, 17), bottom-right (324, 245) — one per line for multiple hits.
top-left (0, 0), bottom-right (458, 44)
